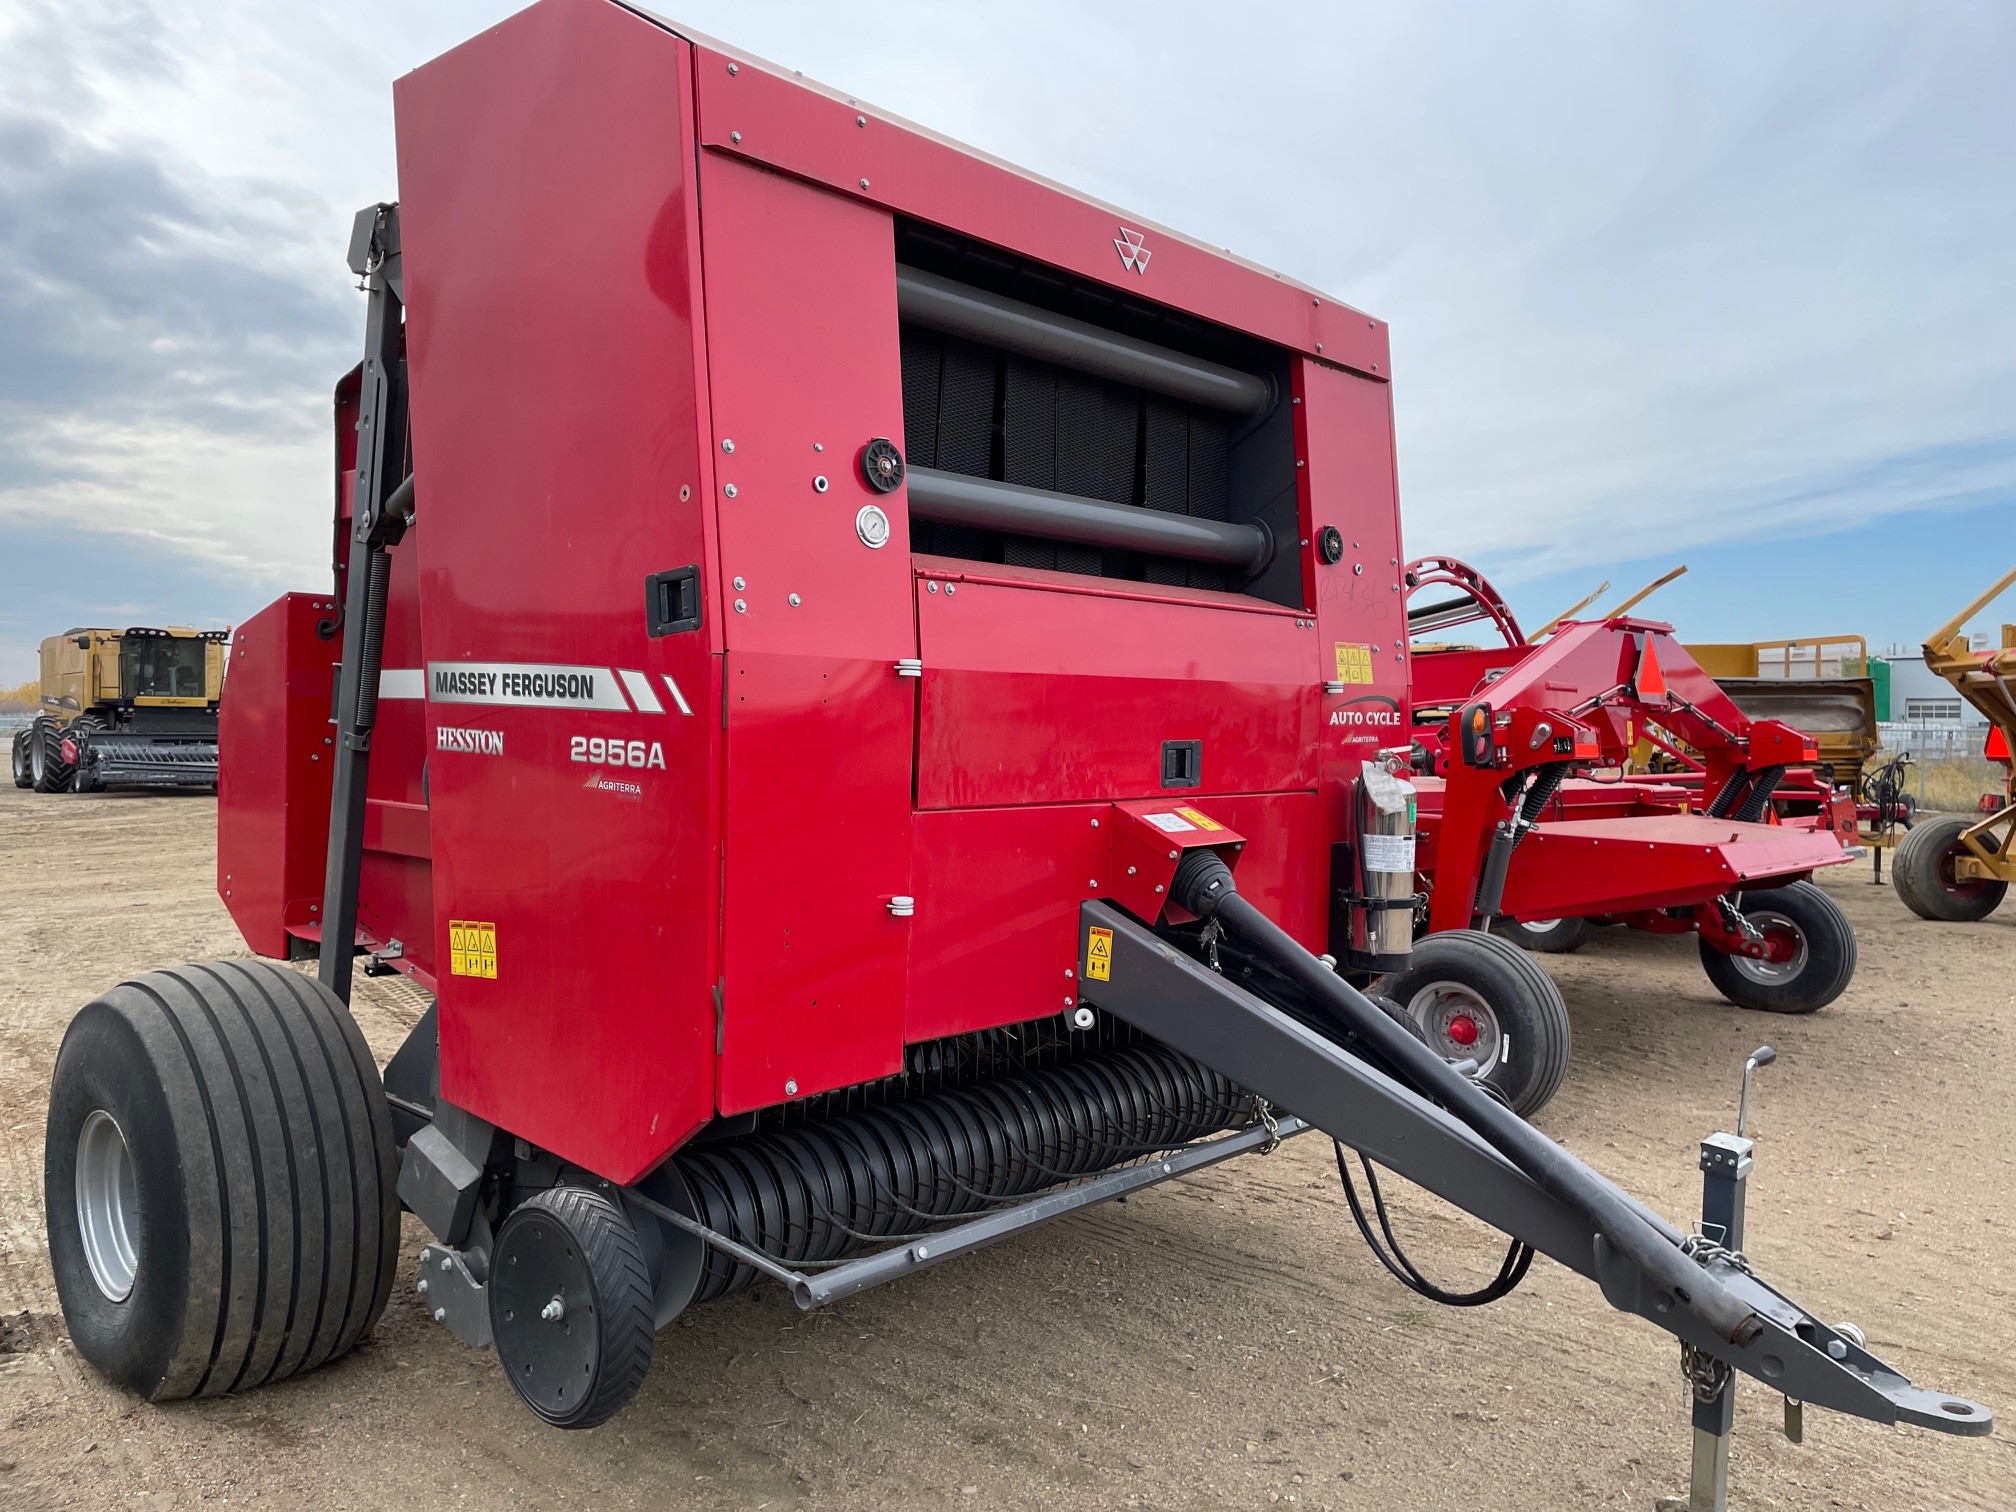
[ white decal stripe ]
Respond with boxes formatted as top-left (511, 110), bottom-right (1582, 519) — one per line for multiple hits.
top-left (618, 669), bottom-right (663, 713)
top-left (379, 669), bottom-right (425, 700)
top-left (661, 674), bottom-right (694, 716)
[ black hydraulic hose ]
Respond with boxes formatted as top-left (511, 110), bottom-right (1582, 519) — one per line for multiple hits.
top-left (1734, 764), bottom-right (1784, 824)
top-left (1706, 769), bottom-right (1751, 818)
top-left (1169, 850), bottom-right (1762, 1344)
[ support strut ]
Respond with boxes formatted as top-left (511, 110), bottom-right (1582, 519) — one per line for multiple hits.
top-left (1076, 873), bottom-right (1990, 1435)
top-left (319, 202), bottom-right (411, 1004)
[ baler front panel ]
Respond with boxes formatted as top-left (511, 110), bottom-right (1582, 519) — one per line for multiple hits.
top-left (906, 793), bottom-right (1325, 1043)
top-left (915, 571), bottom-right (1318, 809)
top-left (393, 0), bottom-right (723, 1183)
top-left (698, 153), bottom-right (919, 1113)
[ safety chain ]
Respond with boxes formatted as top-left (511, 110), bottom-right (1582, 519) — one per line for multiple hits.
top-left (1251, 1096), bottom-right (1281, 1154)
top-left (1679, 1231), bottom-right (1753, 1274)
top-left (1681, 1341), bottom-right (1734, 1404)
top-left (1714, 895), bottom-right (1764, 948)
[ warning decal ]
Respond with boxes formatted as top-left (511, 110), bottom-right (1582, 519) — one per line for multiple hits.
top-left (1334, 643), bottom-right (1374, 684)
top-left (1085, 926), bottom-right (1114, 982)
top-left (449, 920), bottom-right (498, 979)
top-left (1173, 806), bottom-right (1224, 832)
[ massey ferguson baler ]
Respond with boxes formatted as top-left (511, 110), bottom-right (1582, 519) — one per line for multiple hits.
top-left (42, 2), bottom-right (1989, 1497)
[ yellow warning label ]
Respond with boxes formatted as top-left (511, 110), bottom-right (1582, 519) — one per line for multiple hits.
top-left (448, 920), bottom-right (498, 979)
top-left (1334, 643), bottom-right (1374, 684)
top-left (1173, 806), bottom-right (1224, 832)
top-left (1085, 926), bottom-right (1114, 982)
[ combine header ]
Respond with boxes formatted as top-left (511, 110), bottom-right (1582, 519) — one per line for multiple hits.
top-left (41, 2), bottom-right (1988, 1500)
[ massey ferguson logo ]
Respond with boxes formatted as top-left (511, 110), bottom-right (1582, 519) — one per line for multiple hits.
top-left (1114, 226), bottom-right (1151, 274)
top-left (436, 725), bottom-right (503, 755)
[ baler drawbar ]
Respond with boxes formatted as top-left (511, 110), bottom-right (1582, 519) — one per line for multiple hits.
top-left (40, 3), bottom-right (1988, 1503)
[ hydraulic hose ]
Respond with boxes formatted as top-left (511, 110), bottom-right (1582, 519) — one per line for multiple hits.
top-left (1169, 850), bottom-right (1762, 1344)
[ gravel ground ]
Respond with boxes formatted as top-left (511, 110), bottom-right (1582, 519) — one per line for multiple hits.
top-left (1, 784), bottom-right (2010, 1510)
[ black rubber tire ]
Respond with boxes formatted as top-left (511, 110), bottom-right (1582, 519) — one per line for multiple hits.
top-left (1379, 929), bottom-right (1573, 1118)
top-left (1698, 881), bottom-right (1857, 1014)
top-left (1492, 915), bottom-right (1591, 954)
top-left (30, 719), bottom-right (73, 793)
top-left (1892, 813), bottom-right (2006, 922)
top-left (490, 1186), bottom-right (655, 1429)
top-left (44, 960), bottom-right (399, 1400)
top-left (10, 730), bottom-right (30, 788)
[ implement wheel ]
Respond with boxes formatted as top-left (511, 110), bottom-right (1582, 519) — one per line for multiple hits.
top-left (1380, 929), bottom-right (1572, 1118)
top-left (10, 729), bottom-right (30, 788)
top-left (44, 961), bottom-right (399, 1400)
top-left (1493, 915), bottom-right (1591, 954)
top-left (1699, 881), bottom-right (1856, 1014)
top-left (30, 719), bottom-right (73, 793)
top-left (1893, 813), bottom-right (2007, 922)
top-left (70, 715), bottom-right (104, 794)
top-left (490, 1186), bottom-right (656, 1429)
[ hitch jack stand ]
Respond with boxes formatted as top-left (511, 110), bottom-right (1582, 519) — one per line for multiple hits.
top-left (1688, 1128), bottom-right (1750, 1510)
top-left (1688, 1045), bottom-right (1778, 1512)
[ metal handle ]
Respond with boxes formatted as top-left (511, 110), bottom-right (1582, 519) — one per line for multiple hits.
top-left (1737, 1046), bottom-right (1775, 1140)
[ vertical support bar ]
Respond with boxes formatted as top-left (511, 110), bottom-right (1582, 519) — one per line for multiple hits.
top-left (1690, 1131), bottom-right (1751, 1512)
top-left (319, 204), bottom-right (407, 1003)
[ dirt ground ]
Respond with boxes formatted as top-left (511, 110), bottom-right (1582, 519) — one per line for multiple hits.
top-left (1, 784), bottom-right (2010, 1511)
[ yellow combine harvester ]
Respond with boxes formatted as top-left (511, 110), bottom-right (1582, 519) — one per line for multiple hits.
top-left (9, 627), bottom-right (225, 793)
top-left (1892, 568), bottom-right (2015, 922)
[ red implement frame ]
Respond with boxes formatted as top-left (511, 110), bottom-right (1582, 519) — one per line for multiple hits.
top-left (1405, 558), bottom-right (1851, 957)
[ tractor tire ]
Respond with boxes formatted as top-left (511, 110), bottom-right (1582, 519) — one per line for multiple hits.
top-left (1892, 813), bottom-right (2006, 922)
top-left (30, 719), bottom-right (73, 793)
top-left (1493, 915), bottom-right (1591, 954)
top-left (44, 961), bottom-right (399, 1401)
top-left (1380, 930), bottom-right (1573, 1119)
top-left (1699, 881), bottom-right (1856, 1015)
top-left (490, 1186), bottom-right (656, 1429)
top-left (10, 729), bottom-right (30, 788)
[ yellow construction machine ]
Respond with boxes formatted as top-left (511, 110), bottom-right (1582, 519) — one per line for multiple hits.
top-left (1891, 568), bottom-right (2015, 922)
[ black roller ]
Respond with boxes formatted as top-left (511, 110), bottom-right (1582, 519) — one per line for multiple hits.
top-left (673, 1040), bottom-right (1243, 1305)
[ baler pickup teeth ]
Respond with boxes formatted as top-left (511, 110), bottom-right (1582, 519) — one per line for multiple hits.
top-left (1077, 887), bottom-right (1990, 1438)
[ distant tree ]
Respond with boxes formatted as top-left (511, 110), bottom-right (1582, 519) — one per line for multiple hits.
top-left (0, 678), bottom-right (40, 709)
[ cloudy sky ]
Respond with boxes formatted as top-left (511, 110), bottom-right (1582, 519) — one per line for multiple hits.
top-left (1, 0), bottom-right (2011, 677)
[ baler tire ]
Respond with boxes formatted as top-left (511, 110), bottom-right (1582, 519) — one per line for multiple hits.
top-left (1892, 814), bottom-right (2006, 922)
top-left (1698, 881), bottom-right (1856, 1014)
top-left (43, 961), bottom-right (400, 1402)
top-left (10, 729), bottom-right (30, 788)
top-left (1381, 930), bottom-right (1572, 1119)
top-left (1492, 915), bottom-right (1591, 954)
top-left (31, 719), bottom-right (73, 793)
top-left (490, 1186), bottom-right (656, 1430)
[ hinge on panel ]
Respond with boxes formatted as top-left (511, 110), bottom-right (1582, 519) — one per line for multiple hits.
top-left (894, 658), bottom-right (923, 678)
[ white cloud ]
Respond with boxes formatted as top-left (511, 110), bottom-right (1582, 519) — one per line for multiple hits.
top-left (1, 0), bottom-right (2010, 608)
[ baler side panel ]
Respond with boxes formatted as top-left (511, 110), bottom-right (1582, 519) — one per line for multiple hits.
top-left (698, 153), bottom-right (917, 1112)
top-left (217, 593), bottom-right (340, 957)
top-left (1299, 358), bottom-right (1411, 801)
top-left (394, 0), bottom-right (722, 1184)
